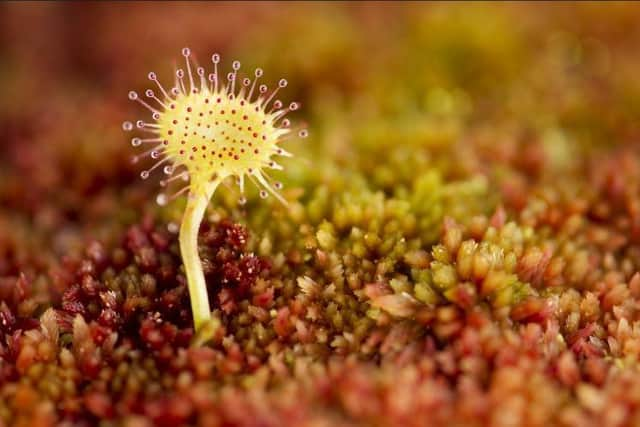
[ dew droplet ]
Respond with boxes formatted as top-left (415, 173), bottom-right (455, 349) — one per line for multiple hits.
top-left (136, 120), bottom-right (145, 129)
top-left (148, 72), bottom-right (157, 81)
top-left (152, 112), bottom-right (161, 120)
top-left (274, 182), bottom-right (284, 190)
top-left (182, 47), bottom-right (191, 57)
top-left (238, 196), bottom-right (247, 206)
top-left (298, 129), bottom-right (309, 138)
top-left (259, 84), bottom-right (268, 94)
top-left (243, 78), bottom-right (251, 86)
top-left (140, 171), bottom-right (150, 180)
top-left (131, 137), bottom-right (142, 147)
top-left (259, 190), bottom-right (268, 199)
top-left (278, 79), bottom-right (288, 88)
top-left (254, 68), bottom-right (263, 77)
top-left (227, 72), bottom-right (235, 81)
top-left (156, 193), bottom-right (168, 206)
top-left (150, 151), bottom-right (160, 159)
top-left (197, 67), bottom-right (205, 76)
top-left (171, 87), bottom-right (180, 96)
top-left (211, 53), bottom-right (220, 64)
top-left (289, 102), bottom-right (299, 111)
top-left (176, 69), bottom-right (184, 78)
top-left (273, 100), bottom-right (283, 109)
top-left (167, 221), bottom-right (178, 233)
top-left (122, 121), bottom-right (134, 131)
top-left (128, 91), bottom-right (138, 100)
top-left (145, 89), bottom-right (154, 97)
top-left (232, 60), bottom-right (241, 71)
top-left (282, 119), bottom-right (291, 127)
top-left (163, 165), bottom-right (174, 175)
top-left (208, 73), bottom-right (216, 82)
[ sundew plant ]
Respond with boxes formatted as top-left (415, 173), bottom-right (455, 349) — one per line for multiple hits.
top-left (124, 48), bottom-right (307, 337)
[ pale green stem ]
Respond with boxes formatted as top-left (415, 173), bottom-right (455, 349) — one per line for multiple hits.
top-left (179, 179), bottom-right (220, 332)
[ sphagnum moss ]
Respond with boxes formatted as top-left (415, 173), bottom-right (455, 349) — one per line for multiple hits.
top-left (6, 5), bottom-right (640, 426)
top-left (123, 48), bottom-right (307, 340)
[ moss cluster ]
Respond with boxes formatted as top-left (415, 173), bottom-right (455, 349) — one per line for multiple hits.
top-left (2, 2), bottom-right (640, 426)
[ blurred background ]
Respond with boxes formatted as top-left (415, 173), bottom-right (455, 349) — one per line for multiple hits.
top-left (1, 1), bottom-right (640, 274)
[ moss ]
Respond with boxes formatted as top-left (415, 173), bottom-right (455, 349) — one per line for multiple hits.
top-left (3, 2), bottom-right (640, 426)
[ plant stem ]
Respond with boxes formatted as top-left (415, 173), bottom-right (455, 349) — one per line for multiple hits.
top-left (179, 179), bottom-right (220, 332)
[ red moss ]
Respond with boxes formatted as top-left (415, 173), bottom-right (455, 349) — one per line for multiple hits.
top-left (200, 219), bottom-right (271, 314)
